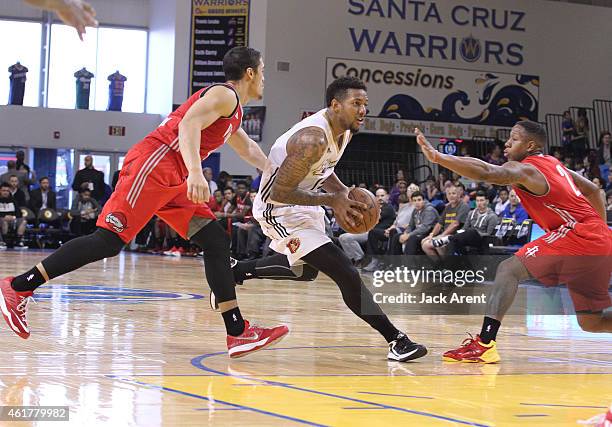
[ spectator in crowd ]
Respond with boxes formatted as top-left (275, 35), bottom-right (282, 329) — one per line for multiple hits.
top-left (234, 191), bottom-right (267, 259)
top-left (388, 191), bottom-right (439, 256)
top-left (339, 188), bottom-right (395, 267)
top-left (72, 155), bottom-right (105, 202)
top-left (389, 179), bottom-right (407, 210)
top-left (453, 181), bottom-right (471, 205)
top-left (7, 175), bottom-right (27, 208)
top-left (561, 110), bottom-right (575, 147)
top-left (573, 108), bottom-right (589, 160)
top-left (493, 187), bottom-right (510, 216)
top-left (203, 167), bottom-right (218, 193)
top-left (597, 131), bottom-right (612, 166)
top-left (606, 191), bottom-right (612, 211)
top-left (216, 187), bottom-right (236, 232)
top-left (421, 185), bottom-right (470, 263)
top-left (363, 192), bottom-right (415, 271)
top-left (217, 171), bottom-right (233, 191)
top-left (0, 183), bottom-right (27, 249)
top-left (207, 189), bottom-right (225, 213)
top-left (459, 145), bottom-right (470, 157)
top-left (563, 155), bottom-right (575, 170)
top-left (574, 159), bottom-right (586, 177)
top-left (592, 177), bottom-right (606, 201)
top-left (15, 150), bottom-right (36, 195)
top-left (605, 170), bottom-right (612, 192)
top-left (501, 190), bottom-right (529, 224)
top-left (0, 161), bottom-right (30, 200)
top-left (437, 172), bottom-right (449, 193)
top-left (29, 176), bottom-right (57, 214)
top-left (423, 175), bottom-right (440, 202)
top-left (432, 191), bottom-right (499, 255)
top-left (111, 169), bottom-right (121, 190)
top-left (69, 188), bottom-right (100, 236)
top-left (485, 144), bottom-right (505, 166)
top-left (552, 148), bottom-right (563, 162)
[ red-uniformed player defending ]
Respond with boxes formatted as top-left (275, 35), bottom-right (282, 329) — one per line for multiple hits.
top-left (0, 47), bottom-right (288, 358)
top-left (415, 121), bottom-right (611, 363)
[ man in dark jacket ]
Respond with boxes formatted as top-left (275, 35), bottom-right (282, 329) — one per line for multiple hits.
top-left (72, 155), bottom-right (105, 202)
top-left (29, 177), bottom-right (57, 212)
top-left (0, 183), bottom-right (27, 249)
top-left (389, 191), bottom-right (439, 256)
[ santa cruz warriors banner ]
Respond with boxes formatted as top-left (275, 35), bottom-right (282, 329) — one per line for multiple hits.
top-left (326, 57), bottom-right (539, 138)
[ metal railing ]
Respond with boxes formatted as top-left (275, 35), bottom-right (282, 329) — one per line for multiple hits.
top-left (593, 99), bottom-right (612, 142)
top-left (545, 113), bottom-right (564, 149)
top-left (569, 106), bottom-right (598, 149)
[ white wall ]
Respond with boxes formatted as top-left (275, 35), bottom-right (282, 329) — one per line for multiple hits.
top-left (0, 105), bottom-right (161, 151)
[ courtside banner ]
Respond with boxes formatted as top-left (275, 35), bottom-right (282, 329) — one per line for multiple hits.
top-left (326, 57), bottom-right (539, 139)
top-left (189, 0), bottom-right (250, 94)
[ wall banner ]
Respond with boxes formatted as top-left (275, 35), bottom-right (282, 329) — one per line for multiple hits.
top-left (189, 0), bottom-right (250, 95)
top-left (326, 57), bottom-right (539, 138)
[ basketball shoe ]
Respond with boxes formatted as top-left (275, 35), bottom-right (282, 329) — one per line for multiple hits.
top-left (443, 334), bottom-right (500, 363)
top-left (0, 277), bottom-right (34, 339)
top-left (387, 333), bottom-right (428, 362)
top-left (227, 320), bottom-right (289, 358)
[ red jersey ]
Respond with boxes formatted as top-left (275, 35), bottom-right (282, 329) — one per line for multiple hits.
top-left (147, 83), bottom-right (243, 175)
top-left (512, 155), bottom-right (602, 232)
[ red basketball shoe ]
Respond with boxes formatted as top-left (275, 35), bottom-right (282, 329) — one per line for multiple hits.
top-left (227, 320), bottom-right (289, 358)
top-left (443, 334), bottom-right (500, 363)
top-left (0, 277), bottom-right (34, 339)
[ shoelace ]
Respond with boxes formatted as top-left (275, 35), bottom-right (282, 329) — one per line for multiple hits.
top-left (16, 296), bottom-right (36, 321)
top-left (460, 333), bottom-right (477, 347)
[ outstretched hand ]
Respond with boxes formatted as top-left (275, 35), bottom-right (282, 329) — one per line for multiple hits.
top-left (51, 0), bottom-right (98, 40)
top-left (414, 128), bottom-right (439, 164)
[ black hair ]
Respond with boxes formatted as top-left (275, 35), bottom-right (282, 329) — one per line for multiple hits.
top-left (475, 191), bottom-right (487, 199)
top-left (325, 76), bottom-right (367, 107)
top-left (223, 47), bottom-right (262, 81)
top-left (516, 120), bottom-right (547, 148)
top-left (0, 183), bottom-right (10, 189)
top-left (498, 187), bottom-right (509, 194)
top-left (236, 181), bottom-right (247, 187)
top-left (411, 191), bottom-right (424, 200)
top-left (39, 176), bottom-right (49, 183)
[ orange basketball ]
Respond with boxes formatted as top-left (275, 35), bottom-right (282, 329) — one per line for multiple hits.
top-left (336, 188), bottom-right (380, 234)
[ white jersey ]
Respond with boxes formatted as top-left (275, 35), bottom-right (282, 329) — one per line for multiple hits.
top-left (253, 108), bottom-right (350, 213)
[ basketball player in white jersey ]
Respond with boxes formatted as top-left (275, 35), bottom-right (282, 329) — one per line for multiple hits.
top-left (216, 77), bottom-right (427, 361)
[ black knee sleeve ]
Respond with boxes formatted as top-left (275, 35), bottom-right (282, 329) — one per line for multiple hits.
top-left (190, 221), bottom-right (236, 303)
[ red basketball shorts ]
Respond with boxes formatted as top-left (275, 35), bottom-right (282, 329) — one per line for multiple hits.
top-left (97, 138), bottom-right (215, 243)
top-left (516, 220), bottom-right (612, 312)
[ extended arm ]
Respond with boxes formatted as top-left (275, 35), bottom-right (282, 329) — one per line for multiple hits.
top-left (415, 128), bottom-right (547, 194)
top-left (179, 86), bottom-right (237, 204)
top-left (568, 169), bottom-right (606, 220)
top-left (227, 128), bottom-right (267, 170)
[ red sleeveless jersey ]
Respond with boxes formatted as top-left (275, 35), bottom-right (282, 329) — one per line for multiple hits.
top-left (512, 154), bottom-right (602, 232)
top-left (147, 83), bottom-right (243, 174)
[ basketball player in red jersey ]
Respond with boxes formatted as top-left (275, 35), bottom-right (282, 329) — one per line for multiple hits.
top-left (415, 121), bottom-right (611, 363)
top-left (0, 47), bottom-right (288, 358)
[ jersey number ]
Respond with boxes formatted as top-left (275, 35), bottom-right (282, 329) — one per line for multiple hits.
top-left (556, 165), bottom-right (581, 196)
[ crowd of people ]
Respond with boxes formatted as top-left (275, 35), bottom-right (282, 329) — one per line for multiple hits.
top-left (2, 127), bottom-right (611, 256)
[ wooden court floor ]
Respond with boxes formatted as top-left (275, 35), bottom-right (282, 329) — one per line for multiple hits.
top-left (0, 250), bottom-right (610, 426)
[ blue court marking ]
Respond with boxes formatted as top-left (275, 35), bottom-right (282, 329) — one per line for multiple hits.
top-left (34, 284), bottom-right (204, 304)
top-left (343, 407), bottom-right (387, 410)
top-left (107, 375), bottom-right (328, 427)
top-left (514, 414), bottom-right (549, 417)
top-left (520, 403), bottom-right (607, 409)
top-left (358, 391), bottom-right (434, 399)
top-left (194, 408), bottom-right (243, 411)
top-left (191, 347), bottom-right (491, 427)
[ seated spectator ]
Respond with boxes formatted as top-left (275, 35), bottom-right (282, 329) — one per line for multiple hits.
top-left (207, 189), bottom-right (225, 213)
top-left (552, 148), bottom-right (563, 162)
top-left (501, 190), bottom-right (529, 224)
top-left (585, 149), bottom-right (601, 180)
top-left (493, 187), bottom-right (510, 216)
top-left (592, 177), bottom-right (606, 201)
top-left (29, 177), bottom-right (59, 227)
top-left (574, 160), bottom-right (586, 177)
top-left (0, 183), bottom-right (27, 249)
top-left (339, 188), bottom-right (395, 267)
top-left (0, 160), bottom-right (30, 201)
top-left (423, 175), bottom-right (441, 202)
top-left (216, 187), bottom-right (236, 233)
top-left (605, 171), bottom-right (612, 192)
top-left (573, 108), bottom-right (589, 160)
top-left (7, 175), bottom-right (27, 208)
top-left (597, 131), bottom-right (611, 166)
top-left (69, 189), bottom-right (100, 236)
top-left (387, 191), bottom-right (439, 257)
top-left (563, 156), bottom-right (575, 170)
top-left (484, 144), bottom-right (505, 166)
top-left (203, 167), bottom-right (218, 193)
top-left (364, 192), bottom-right (415, 271)
top-left (217, 171), bottom-right (233, 191)
top-left (421, 185), bottom-right (470, 263)
top-left (234, 191), bottom-right (267, 260)
top-left (389, 179), bottom-right (407, 209)
top-left (432, 191), bottom-right (499, 255)
top-left (606, 190), bottom-right (612, 211)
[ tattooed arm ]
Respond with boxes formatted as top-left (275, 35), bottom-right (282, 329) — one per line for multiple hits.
top-left (321, 172), bottom-right (349, 194)
top-left (270, 127), bottom-right (366, 226)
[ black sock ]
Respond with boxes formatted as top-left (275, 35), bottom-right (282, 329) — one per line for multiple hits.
top-left (222, 307), bottom-right (245, 336)
top-left (480, 316), bottom-right (501, 344)
top-left (12, 266), bottom-right (46, 292)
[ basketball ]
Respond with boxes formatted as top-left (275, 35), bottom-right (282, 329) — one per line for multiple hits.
top-left (336, 187), bottom-right (380, 234)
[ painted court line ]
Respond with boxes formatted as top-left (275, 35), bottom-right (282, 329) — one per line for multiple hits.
top-left (358, 391), bottom-right (434, 399)
top-left (520, 403), bottom-right (607, 409)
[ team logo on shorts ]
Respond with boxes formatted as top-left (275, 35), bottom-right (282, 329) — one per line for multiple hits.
top-left (106, 212), bottom-right (127, 233)
top-left (287, 237), bottom-right (301, 254)
top-left (525, 245), bottom-right (539, 258)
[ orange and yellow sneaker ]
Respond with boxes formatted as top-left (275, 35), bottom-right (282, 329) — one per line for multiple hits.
top-left (442, 334), bottom-right (500, 363)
